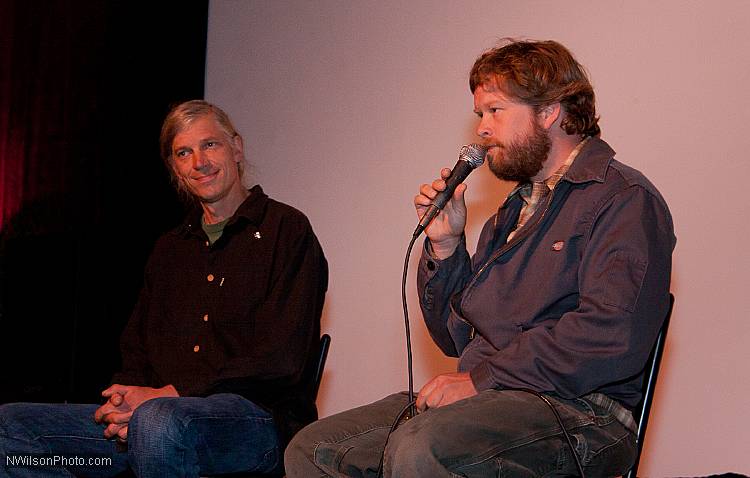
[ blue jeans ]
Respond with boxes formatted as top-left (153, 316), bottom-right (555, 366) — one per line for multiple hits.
top-left (0, 393), bottom-right (280, 477)
top-left (285, 390), bottom-right (637, 477)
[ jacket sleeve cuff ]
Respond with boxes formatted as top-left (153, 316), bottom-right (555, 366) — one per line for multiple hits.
top-left (469, 361), bottom-right (498, 391)
top-left (419, 235), bottom-right (467, 279)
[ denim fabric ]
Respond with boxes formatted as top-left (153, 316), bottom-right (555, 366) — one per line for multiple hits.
top-left (0, 393), bottom-right (280, 477)
top-left (285, 391), bottom-right (637, 478)
top-left (0, 403), bottom-right (127, 477)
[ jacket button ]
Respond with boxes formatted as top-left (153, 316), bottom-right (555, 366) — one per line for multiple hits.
top-left (207, 274), bottom-right (215, 282)
top-left (193, 345), bottom-right (200, 352)
top-left (427, 260), bottom-right (436, 271)
top-left (203, 314), bottom-right (209, 322)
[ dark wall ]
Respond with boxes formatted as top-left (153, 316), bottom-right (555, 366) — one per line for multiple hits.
top-left (0, 0), bottom-right (209, 403)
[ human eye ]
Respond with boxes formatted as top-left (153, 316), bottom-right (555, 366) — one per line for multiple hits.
top-left (202, 140), bottom-right (222, 150)
top-left (174, 148), bottom-right (191, 159)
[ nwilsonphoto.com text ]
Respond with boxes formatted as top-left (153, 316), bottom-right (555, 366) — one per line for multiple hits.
top-left (6, 453), bottom-right (113, 468)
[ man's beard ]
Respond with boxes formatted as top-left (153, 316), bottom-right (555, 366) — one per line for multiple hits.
top-left (487, 119), bottom-right (551, 182)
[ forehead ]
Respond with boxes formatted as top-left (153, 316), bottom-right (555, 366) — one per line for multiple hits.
top-left (474, 81), bottom-right (517, 104)
top-left (172, 114), bottom-right (226, 148)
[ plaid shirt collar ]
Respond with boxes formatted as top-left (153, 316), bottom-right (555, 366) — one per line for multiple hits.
top-left (508, 136), bottom-right (591, 203)
top-left (505, 137), bottom-right (590, 242)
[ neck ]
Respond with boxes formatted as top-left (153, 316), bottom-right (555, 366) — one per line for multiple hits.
top-left (532, 133), bottom-right (585, 182)
top-left (200, 187), bottom-right (249, 225)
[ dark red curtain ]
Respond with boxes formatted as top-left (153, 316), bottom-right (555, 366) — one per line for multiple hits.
top-left (1, 0), bottom-right (104, 233)
top-left (0, 0), bottom-right (207, 403)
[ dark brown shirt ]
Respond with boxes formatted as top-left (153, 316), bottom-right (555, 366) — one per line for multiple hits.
top-left (112, 185), bottom-right (328, 444)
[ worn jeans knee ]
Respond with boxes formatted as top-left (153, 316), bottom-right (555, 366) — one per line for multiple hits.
top-left (127, 397), bottom-right (192, 474)
top-left (285, 393), bottom-right (408, 478)
top-left (128, 394), bottom-right (280, 478)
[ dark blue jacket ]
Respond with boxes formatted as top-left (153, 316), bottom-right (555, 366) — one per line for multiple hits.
top-left (418, 138), bottom-right (675, 408)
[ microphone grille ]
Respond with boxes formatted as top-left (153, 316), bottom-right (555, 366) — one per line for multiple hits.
top-left (459, 143), bottom-right (488, 168)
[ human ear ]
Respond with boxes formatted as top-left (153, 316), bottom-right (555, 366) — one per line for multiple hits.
top-left (538, 103), bottom-right (561, 130)
top-left (232, 134), bottom-right (244, 162)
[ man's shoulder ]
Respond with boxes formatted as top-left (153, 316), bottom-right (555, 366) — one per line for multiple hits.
top-left (236, 186), bottom-right (314, 230)
top-left (572, 138), bottom-right (668, 206)
top-left (605, 159), bottom-right (670, 210)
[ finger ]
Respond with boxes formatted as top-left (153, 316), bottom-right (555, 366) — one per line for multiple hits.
top-left (440, 167), bottom-right (453, 179)
top-left (452, 183), bottom-right (468, 201)
top-left (103, 423), bottom-right (124, 439)
top-left (94, 403), bottom-right (115, 423)
top-left (416, 380), bottom-right (436, 412)
top-left (430, 178), bottom-right (447, 192)
top-left (105, 411), bottom-right (133, 425)
top-left (102, 384), bottom-right (128, 397)
top-left (415, 392), bottom-right (427, 412)
top-left (110, 393), bottom-right (123, 407)
top-left (415, 196), bottom-right (434, 212)
top-left (422, 389), bottom-right (443, 411)
top-left (117, 425), bottom-right (129, 442)
top-left (418, 183), bottom-right (438, 200)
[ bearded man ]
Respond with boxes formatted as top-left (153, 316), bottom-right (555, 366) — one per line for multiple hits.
top-left (284, 39), bottom-right (675, 477)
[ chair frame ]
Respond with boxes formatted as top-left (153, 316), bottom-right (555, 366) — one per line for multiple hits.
top-left (208, 334), bottom-right (331, 478)
top-left (625, 293), bottom-right (674, 478)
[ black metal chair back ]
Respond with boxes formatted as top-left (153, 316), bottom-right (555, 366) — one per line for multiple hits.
top-left (625, 294), bottom-right (674, 478)
top-left (209, 334), bottom-right (331, 478)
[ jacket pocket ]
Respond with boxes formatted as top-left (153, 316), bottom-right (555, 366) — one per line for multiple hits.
top-left (603, 250), bottom-right (647, 312)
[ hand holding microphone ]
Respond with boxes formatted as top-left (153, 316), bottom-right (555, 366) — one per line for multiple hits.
top-left (413, 144), bottom-right (487, 257)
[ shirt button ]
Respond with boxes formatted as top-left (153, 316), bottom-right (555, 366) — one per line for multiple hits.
top-left (193, 345), bottom-right (200, 352)
top-left (203, 314), bottom-right (209, 322)
top-left (427, 260), bottom-right (436, 271)
top-left (207, 274), bottom-right (215, 282)
top-left (205, 241), bottom-right (210, 247)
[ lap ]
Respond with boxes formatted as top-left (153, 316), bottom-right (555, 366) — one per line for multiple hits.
top-left (0, 402), bottom-right (106, 443)
top-left (290, 390), bottom-right (635, 477)
top-left (0, 402), bottom-right (128, 477)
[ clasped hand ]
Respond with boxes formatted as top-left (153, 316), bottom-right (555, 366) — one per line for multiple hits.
top-left (93, 384), bottom-right (178, 442)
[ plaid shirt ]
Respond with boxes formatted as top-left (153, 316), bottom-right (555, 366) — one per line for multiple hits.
top-left (507, 137), bottom-right (590, 242)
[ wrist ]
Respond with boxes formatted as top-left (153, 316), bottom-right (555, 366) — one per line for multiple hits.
top-left (430, 236), bottom-right (461, 259)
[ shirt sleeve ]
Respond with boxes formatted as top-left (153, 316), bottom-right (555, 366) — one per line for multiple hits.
top-left (417, 234), bottom-right (475, 357)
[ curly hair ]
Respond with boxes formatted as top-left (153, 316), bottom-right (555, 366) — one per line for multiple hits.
top-left (469, 39), bottom-right (600, 137)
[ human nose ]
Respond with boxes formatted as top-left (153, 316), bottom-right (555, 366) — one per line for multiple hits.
top-left (476, 116), bottom-right (492, 139)
top-left (192, 150), bottom-right (209, 170)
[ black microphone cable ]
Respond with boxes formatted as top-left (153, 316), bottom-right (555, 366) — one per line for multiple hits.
top-left (373, 229), bottom-right (419, 478)
top-left (401, 233), bottom-right (419, 419)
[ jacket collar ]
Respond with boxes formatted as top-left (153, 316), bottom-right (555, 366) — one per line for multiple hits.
top-left (175, 185), bottom-right (269, 237)
top-left (500, 137), bottom-right (615, 209)
top-left (560, 136), bottom-right (615, 185)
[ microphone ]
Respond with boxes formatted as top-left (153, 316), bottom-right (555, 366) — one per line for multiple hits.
top-left (413, 143), bottom-right (488, 237)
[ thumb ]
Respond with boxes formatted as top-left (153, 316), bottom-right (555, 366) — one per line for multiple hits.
top-left (453, 183), bottom-right (467, 201)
